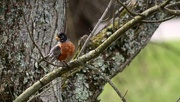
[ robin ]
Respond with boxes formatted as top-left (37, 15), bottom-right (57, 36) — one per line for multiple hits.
top-left (48, 32), bottom-right (75, 63)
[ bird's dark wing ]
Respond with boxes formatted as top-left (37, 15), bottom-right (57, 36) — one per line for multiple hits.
top-left (49, 44), bottom-right (61, 59)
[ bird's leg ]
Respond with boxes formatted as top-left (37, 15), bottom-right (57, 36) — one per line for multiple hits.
top-left (61, 61), bottom-right (69, 67)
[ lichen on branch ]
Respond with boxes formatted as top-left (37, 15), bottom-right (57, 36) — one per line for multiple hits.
top-left (13, 0), bottom-right (179, 102)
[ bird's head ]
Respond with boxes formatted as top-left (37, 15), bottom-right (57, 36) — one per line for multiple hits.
top-left (56, 32), bottom-right (67, 43)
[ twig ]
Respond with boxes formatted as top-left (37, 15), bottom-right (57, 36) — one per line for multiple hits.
top-left (163, 2), bottom-right (180, 15)
top-left (123, 90), bottom-right (128, 99)
top-left (112, 0), bottom-right (117, 31)
top-left (22, 11), bottom-right (45, 59)
top-left (37, 54), bottom-right (64, 67)
top-left (37, 55), bottom-right (49, 63)
top-left (114, 1), bottom-right (130, 18)
top-left (52, 82), bottom-right (59, 102)
top-left (94, 1), bottom-right (132, 34)
top-left (176, 97), bottom-right (180, 102)
top-left (37, 55), bottom-right (65, 67)
top-left (165, 2), bottom-right (180, 8)
top-left (85, 64), bottom-right (126, 102)
top-left (141, 15), bottom-right (175, 23)
top-left (43, 59), bottom-right (63, 67)
top-left (27, 79), bottom-right (62, 102)
top-left (116, 0), bottom-right (139, 16)
top-left (14, 1), bottom-right (172, 101)
top-left (76, 0), bottom-right (113, 57)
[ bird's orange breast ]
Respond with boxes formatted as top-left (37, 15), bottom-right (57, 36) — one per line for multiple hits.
top-left (58, 41), bottom-right (75, 61)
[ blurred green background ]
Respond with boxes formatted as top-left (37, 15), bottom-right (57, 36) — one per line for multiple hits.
top-left (99, 42), bottom-right (180, 102)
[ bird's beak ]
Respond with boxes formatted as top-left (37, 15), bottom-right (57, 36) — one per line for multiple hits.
top-left (55, 36), bottom-right (60, 40)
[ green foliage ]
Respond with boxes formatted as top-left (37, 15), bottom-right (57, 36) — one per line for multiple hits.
top-left (99, 41), bottom-right (180, 102)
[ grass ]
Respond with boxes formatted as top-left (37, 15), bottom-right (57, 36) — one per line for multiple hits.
top-left (99, 41), bottom-right (180, 102)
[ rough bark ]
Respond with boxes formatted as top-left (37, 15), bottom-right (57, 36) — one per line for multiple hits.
top-left (0, 0), bottom-right (65, 101)
top-left (60, 1), bottom-right (168, 101)
top-left (1, 0), bottom-right (180, 102)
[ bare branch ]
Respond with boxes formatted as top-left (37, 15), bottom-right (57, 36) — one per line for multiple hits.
top-left (123, 90), bottom-right (128, 99)
top-left (38, 56), bottom-right (64, 67)
top-left (141, 15), bottom-right (175, 23)
top-left (164, 2), bottom-right (180, 15)
top-left (165, 2), bottom-right (180, 8)
top-left (14, 0), bottom-right (172, 101)
top-left (177, 97), bottom-right (180, 102)
top-left (86, 64), bottom-right (126, 102)
top-left (22, 11), bottom-right (45, 59)
top-left (27, 79), bottom-right (62, 102)
top-left (164, 8), bottom-right (180, 15)
top-left (94, 1), bottom-right (132, 34)
top-left (116, 0), bottom-right (138, 16)
top-left (43, 60), bottom-right (63, 67)
top-left (76, 0), bottom-right (113, 57)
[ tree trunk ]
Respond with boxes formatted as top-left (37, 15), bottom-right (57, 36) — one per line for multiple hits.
top-left (0, 0), bottom-right (65, 101)
top-left (1, 0), bottom-right (179, 102)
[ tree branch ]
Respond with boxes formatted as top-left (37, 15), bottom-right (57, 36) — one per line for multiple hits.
top-left (86, 64), bottom-right (126, 102)
top-left (177, 97), bottom-right (180, 102)
top-left (22, 11), bottom-right (45, 59)
top-left (14, 0), bottom-right (171, 101)
top-left (76, 0), bottom-right (113, 57)
top-left (141, 15), bottom-right (175, 23)
top-left (116, 0), bottom-right (138, 16)
top-left (164, 2), bottom-right (180, 15)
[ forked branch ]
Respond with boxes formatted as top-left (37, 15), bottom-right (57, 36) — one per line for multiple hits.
top-left (14, 0), bottom-right (172, 102)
